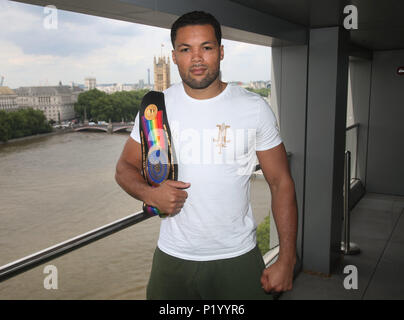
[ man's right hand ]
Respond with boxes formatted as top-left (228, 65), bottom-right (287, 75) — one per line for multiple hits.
top-left (149, 180), bottom-right (191, 215)
top-left (115, 138), bottom-right (190, 216)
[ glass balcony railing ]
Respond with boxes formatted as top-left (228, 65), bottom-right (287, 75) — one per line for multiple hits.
top-left (0, 166), bottom-right (278, 299)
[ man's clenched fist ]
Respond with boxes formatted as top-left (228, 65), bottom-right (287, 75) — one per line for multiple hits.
top-left (149, 180), bottom-right (191, 215)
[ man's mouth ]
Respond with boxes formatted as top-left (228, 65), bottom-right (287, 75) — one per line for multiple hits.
top-left (190, 66), bottom-right (207, 75)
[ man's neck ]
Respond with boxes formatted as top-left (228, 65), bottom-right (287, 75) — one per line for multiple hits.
top-left (183, 79), bottom-right (227, 100)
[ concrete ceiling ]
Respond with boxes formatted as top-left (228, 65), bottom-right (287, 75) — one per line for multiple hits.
top-left (231, 0), bottom-right (404, 50)
top-left (11, 0), bottom-right (404, 50)
top-left (10, 0), bottom-right (307, 47)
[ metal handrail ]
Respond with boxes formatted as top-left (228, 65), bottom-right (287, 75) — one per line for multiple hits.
top-left (0, 211), bottom-right (151, 283)
top-left (340, 151), bottom-right (360, 255)
top-left (345, 123), bottom-right (360, 180)
top-left (263, 245), bottom-right (279, 267)
top-left (346, 123), bottom-right (359, 131)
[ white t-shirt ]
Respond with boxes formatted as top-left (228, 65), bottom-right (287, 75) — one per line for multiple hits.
top-left (130, 82), bottom-right (282, 261)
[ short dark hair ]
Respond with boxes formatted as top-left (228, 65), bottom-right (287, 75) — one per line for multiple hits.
top-left (170, 11), bottom-right (222, 48)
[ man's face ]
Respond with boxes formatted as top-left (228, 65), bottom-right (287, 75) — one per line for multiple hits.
top-left (172, 24), bottom-right (224, 90)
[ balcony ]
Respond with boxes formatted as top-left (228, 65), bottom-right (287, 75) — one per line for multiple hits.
top-left (280, 192), bottom-right (404, 300)
top-left (4, 0), bottom-right (404, 300)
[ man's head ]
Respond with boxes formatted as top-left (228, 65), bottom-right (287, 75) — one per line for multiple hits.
top-left (171, 11), bottom-right (223, 90)
top-left (170, 11), bottom-right (222, 48)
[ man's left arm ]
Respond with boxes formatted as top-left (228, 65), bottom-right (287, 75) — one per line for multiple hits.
top-left (256, 142), bottom-right (298, 293)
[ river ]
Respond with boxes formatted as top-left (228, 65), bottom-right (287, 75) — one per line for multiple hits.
top-left (0, 131), bottom-right (270, 299)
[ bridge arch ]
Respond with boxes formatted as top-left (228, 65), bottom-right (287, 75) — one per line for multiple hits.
top-left (74, 126), bottom-right (108, 133)
top-left (113, 126), bottom-right (133, 133)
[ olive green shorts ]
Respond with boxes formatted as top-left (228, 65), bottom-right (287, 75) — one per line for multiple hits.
top-left (146, 245), bottom-right (274, 300)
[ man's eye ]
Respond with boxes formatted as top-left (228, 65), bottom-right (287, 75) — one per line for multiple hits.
top-left (204, 47), bottom-right (212, 50)
top-left (180, 48), bottom-right (189, 52)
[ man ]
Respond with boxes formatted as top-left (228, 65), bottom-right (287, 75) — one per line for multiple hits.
top-left (115, 11), bottom-right (297, 300)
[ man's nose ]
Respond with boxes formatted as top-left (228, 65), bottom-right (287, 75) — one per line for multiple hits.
top-left (191, 48), bottom-right (203, 62)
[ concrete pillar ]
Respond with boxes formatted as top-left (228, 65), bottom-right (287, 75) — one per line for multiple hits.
top-left (107, 120), bottom-right (113, 134)
top-left (303, 27), bottom-right (349, 274)
top-left (270, 45), bottom-right (309, 270)
top-left (366, 50), bottom-right (404, 195)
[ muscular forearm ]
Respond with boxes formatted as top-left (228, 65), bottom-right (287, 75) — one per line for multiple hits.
top-left (115, 159), bottom-right (156, 207)
top-left (270, 178), bottom-right (298, 265)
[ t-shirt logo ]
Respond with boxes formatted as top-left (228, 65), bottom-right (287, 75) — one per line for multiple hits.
top-left (213, 123), bottom-right (231, 154)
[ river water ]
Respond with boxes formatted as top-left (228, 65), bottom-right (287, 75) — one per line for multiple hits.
top-left (0, 131), bottom-right (270, 299)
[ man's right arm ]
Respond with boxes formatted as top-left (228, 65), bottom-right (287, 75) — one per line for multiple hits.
top-left (115, 137), bottom-right (190, 215)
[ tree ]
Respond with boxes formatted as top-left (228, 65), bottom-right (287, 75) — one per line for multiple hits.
top-left (256, 215), bottom-right (270, 255)
top-left (246, 87), bottom-right (270, 97)
top-left (0, 108), bottom-right (52, 142)
top-left (74, 89), bottom-right (148, 122)
top-left (8, 110), bottom-right (26, 138)
top-left (92, 95), bottom-right (115, 122)
top-left (74, 89), bottom-right (107, 121)
top-left (0, 111), bottom-right (11, 142)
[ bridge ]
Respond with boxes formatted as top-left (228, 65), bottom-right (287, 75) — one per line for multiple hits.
top-left (73, 123), bottom-right (133, 133)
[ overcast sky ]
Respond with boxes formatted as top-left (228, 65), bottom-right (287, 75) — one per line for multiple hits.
top-left (0, 0), bottom-right (272, 89)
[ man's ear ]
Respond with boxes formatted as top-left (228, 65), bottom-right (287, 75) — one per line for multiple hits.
top-left (220, 45), bottom-right (224, 61)
top-left (172, 49), bottom-right (177, 65)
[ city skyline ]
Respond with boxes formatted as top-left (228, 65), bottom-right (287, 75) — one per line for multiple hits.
top-left (0, 0), bottom-right (272, 89)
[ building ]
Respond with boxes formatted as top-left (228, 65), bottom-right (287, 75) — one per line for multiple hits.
top-left (153, 56), bottom-right (170, 91)
top-left (15, 84), bottom-right (82, 122)
top-left (0, 86), bottom-right (19, 112)
top-left (96, 83), bottom-right (136, 93)
top-left (249, 80), bottom-right (271, 89)
top-left (84, 77), bottom-right (96, 91)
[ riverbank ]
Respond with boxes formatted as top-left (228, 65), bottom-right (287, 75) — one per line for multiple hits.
top-left (0, 128), bottom-right (74, 145)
